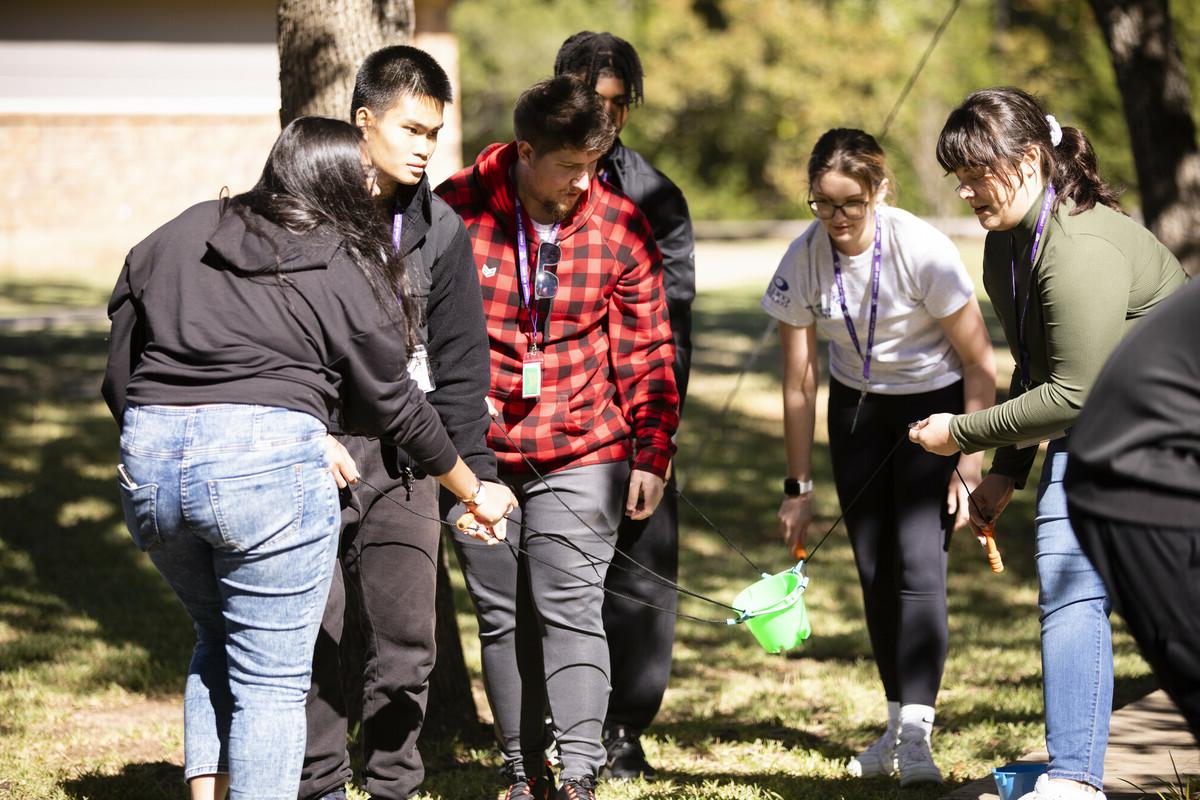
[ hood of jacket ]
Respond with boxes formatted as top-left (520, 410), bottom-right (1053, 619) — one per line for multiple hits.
top-left (206, 202), bottom-right (344, 274)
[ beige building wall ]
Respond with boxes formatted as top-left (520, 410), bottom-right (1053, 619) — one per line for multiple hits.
top-left (0, 0), bottom-right (462, 278)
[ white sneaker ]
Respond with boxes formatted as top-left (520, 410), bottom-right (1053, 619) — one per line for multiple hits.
top-left (847, 729), bottom-right (897, 778)
top-left (897, 735), bottom-right (943, 786)
top-left (1017, 774), bottom-right (1107, 800)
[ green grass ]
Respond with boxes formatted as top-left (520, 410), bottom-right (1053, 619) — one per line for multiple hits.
top-left (0, 273), bottom-right (1156, 799)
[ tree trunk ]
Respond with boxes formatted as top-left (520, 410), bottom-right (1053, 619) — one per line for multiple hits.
top-left (421, 539), bottom-right (486, 743)
top-left (1088, 0), bottom-right (1200, 275)
top-left (278, 0), bottom-right (416, 124)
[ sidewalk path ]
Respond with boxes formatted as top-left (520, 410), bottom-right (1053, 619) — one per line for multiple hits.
top-left (944, 690), bottom-right (1198, 800)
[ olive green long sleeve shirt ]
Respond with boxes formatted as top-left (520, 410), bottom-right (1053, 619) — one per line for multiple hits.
top-left (949, 191), bottom-right (1184, 488)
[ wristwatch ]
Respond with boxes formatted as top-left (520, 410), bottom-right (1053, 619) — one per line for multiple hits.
top-left (460, 480), bottom-right (487, 507)
top-left (783, 477), bottom-right (813, 497)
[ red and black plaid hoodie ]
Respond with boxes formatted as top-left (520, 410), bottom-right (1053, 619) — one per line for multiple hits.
top-left (435, 142), bottom-right (679, 478)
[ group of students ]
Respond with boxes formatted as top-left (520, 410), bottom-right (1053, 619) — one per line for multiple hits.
top-left (105, 34), bottom-right (690, 800)
top-left (764, 88), bottom-right (1189, 800)
top-left (101, 28), bottom-right (1196, 800)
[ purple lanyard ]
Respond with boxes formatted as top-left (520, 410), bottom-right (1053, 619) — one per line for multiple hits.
top-left (514, 196), bottom-right (559, 346)
top-left (831, 211), bottom-right (883, 393)
top-left (1011, 185), bottom-right (1056, 390)
top-left (391, 207), bottom-right (404, 253)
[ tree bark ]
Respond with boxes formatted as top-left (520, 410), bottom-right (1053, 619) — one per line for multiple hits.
top-left (278, 0), bottom-right (416, 124)
top-left (1088, 0), bottom-right (1200, 275)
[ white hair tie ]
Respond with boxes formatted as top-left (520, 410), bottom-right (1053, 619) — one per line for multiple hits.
top-left (1046, 114), bottom-right (1063, 147)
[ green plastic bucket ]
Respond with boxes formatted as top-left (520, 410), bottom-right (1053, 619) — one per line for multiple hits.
top-left (732, 568), bottom-right (812, 654)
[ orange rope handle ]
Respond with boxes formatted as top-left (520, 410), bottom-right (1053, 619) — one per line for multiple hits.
top-left (983, 523), bottom-right (1004, 573)
top-left (792, 544), bottom-right (808, 561)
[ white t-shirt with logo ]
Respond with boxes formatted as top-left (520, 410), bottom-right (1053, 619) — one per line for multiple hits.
top-left (760, 205), bottom-right (974, 395)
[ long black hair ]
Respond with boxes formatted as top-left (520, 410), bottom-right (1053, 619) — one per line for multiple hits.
top-left (936, 87), bottom-right (1121, 215)
top-left (231, 116), bottom-right (419, 347)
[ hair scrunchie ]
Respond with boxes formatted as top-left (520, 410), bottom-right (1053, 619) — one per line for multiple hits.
top-left (1045, 114), bottom-right (1063, 147)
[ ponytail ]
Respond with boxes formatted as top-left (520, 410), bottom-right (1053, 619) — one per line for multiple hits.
top-left (1051, 125), bottom-right (1122, 214)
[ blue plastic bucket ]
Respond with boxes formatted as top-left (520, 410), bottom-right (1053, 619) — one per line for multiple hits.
top-left (993, 763), bottom-right (1047, 800)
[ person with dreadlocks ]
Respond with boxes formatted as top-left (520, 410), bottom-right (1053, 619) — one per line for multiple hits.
top-left (553, 30), bottom-right (696, 780)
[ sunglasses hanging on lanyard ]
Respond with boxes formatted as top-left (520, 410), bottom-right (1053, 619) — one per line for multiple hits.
top-left (830, 211), bottom-right (883, 434)
top-left (515, 196), bottom-right (561, 399)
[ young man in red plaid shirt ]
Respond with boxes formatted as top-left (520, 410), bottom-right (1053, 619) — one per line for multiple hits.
top-left (436, 76), bottom-right (679, 800)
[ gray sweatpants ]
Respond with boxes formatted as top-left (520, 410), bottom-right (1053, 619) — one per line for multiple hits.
top-left (451, 461), bottom-right (629, 781)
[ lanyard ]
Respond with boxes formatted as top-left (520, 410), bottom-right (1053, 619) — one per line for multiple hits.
top-left (391, 206), bottom-right (404, 253)
top-left (514, 195), bottom-right (559, 349)
top-left (1011, 185), bottom-right (1055, 390)
top-left (831, 212), bottom-right (883, 389)
top-left (831, 212), bottom-right (883, 434)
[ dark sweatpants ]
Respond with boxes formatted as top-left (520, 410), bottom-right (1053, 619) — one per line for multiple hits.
top-left (602, 476), bottom-right (679, 731)
top-left (299, 437), bottom-right (441, 800)
top-left (1072, 509), bottom-right (1200, 743)
top-left (828, 378), bottom-right (961, 707)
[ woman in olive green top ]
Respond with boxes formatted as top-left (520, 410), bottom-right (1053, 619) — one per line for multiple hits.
top-left (910, 88), bottom-right (1184, 800)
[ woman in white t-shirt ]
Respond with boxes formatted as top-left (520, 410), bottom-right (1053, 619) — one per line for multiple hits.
top-left (761, 128), bottom-right (995, 786)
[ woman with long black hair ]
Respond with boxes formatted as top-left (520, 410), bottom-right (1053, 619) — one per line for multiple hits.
top-left (910, 88), bottom-right (1184, 800)
top-left (102, 117), bottom-right (515, 800)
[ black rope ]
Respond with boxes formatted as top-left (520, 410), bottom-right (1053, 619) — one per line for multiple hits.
top-left (880, 0), bottom-right (963, 140)
top-left (489, 419), bottom-right (738, 612)
top-left (801, 431), bottom-right (909, 564)
top-left (674, 488), bottom-right (765, 575)
top-left (353, 475), bottom-right (735, 625)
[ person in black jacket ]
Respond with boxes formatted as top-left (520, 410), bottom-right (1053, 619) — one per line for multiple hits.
top-left (1066, 277), bottom-right (1200, 744)
top-left (103, 116), bottom-right (515, 800)
top-left (297, 47), bottom-right (499, 800)
top-left (554, 31), bottom-right (697, 780)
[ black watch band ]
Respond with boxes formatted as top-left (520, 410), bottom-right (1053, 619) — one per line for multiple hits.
top-left (783, 477), bottom-right (813, 497)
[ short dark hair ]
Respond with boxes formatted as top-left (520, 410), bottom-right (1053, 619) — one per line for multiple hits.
top-left (513, 76), bottom-right (616, 156)
top-left (553, 31), bottom-right (644, 106)
top-left (350, 45), bottom-right (453, 120)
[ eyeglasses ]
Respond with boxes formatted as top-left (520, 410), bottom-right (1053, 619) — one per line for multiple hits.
top-left (808, 198), bottom-right (869, 220)
top-left (534, 241), bottom-right (560, 300)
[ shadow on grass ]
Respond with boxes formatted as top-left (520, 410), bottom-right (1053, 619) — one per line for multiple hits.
top-left (60, 761), bottom-right (183, 799)
top-left (0, 325), bottom-right (193, 701)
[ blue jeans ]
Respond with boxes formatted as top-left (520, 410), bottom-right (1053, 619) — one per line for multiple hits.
top-left (117, 404), bottom-right (340, 800)
top-left (1036, 436), bottom-right (1113, 789)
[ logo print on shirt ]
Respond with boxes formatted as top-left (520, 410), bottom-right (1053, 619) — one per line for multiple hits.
top-left (767, 274), bottom-right (791, 308)
top-left (482, 261), bottom-right (498, 278)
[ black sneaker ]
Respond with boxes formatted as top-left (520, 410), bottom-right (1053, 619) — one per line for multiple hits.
top-left (601, 725), bottom-right (657, 779)
top-left (555, 776), bottom-right (597, 800)
top-left (502, 763), bottom-right (555, 800)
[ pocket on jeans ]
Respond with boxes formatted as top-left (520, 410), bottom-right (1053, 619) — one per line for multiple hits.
top-left (118, 472), bottom-right (162, 552)
top-left (207, 463), bottom-right (304, 553)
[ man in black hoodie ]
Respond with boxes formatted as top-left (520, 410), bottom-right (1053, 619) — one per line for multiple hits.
top-left (554, 32), bottom-right (696, 780)
top-left (298, 47), bottom-right (497, 800)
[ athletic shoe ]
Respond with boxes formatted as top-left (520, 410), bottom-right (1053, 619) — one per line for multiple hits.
top-left (1017, 774), bottom-right (1107, 800)
top-left (555, 776), bottom-right (597, 800)
top-left (896, 734), bottom-right (943, 786)
top-left (502, 763), bottom-right (555, 800)
top-left (847, 729), bottom-right (897, 778)
top-left (602, 725), bottom-right (657, 779)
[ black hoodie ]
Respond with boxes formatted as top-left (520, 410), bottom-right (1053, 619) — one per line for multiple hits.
top-left (101, 199), bottom-right (457, 477)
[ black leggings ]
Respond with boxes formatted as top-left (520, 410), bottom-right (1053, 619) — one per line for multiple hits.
top-left (828, 378), bottom-right (962, 707)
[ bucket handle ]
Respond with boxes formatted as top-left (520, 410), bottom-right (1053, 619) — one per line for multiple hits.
top-left (726, 565), bottom-right (810, 625)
